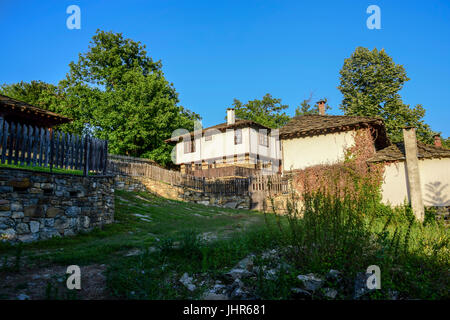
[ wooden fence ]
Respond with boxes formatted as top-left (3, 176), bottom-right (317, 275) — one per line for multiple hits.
top-left (0, 119), bottom-right (108, 175)
top-left (250, 174), bottom-right (289, 194)
top-left (185, 165), bottom-right (259, 179)
top-left (108, 154), bottom-right (288, 196)
top-left (181, 175), bottom-right (251, 195)
top-left (107, 156), bottom-right (184, 185)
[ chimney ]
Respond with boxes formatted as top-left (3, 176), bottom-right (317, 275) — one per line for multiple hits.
top-left (227, 108), bottom-right (235, 125)
top-left (317, 100), bottom-right (326, 115)
top-left (434, 134), bottom-right (442, 148)
top-left (403, 127), bottom-right (424, 222)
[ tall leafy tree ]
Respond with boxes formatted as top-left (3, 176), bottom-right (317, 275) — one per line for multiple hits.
top-left (59, 30), bottom-right (199, 165)
top-left (295, 95), bottom-right (331, 116)
top-left (231, 93), bottom-right (290, 128)
top-left (338, 47), bottom-right (437, 143)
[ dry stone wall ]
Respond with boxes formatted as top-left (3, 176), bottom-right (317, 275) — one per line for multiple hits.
top-left (114, 175), bottom-right (250, 210)
top-left (0, 168), bottom-right (114, 243)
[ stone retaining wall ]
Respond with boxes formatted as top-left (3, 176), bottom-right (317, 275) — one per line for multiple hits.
top-left (114, 175), bottom-right (250, 209)
top-left (0, 168), bottom-right (114, 243)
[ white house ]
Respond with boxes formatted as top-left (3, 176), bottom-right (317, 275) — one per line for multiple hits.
top-left (166, 109), bottom-right (282, 175)
top-left (279, 101), bottom-right (389, 172)
top-left (368, 135), bottom-right (450, 208)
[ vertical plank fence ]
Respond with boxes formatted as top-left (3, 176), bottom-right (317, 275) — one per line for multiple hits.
top-left (0, 118), bottom-right (108, 175)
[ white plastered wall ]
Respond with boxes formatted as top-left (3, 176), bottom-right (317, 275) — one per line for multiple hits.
top-left (380, 158), bottom-right (450, 207)
top-left (281, 130), bottom-right (357, 171)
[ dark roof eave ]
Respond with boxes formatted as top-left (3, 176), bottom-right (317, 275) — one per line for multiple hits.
top-left (0, 94), bottom-right (72, 126)
top-left (164, 120), bottom-right (272, 144)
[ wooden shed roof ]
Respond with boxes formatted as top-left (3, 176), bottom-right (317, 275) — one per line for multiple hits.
top-left (0, 94), bottom-right (72, 127)
top-left (367, 141), bottom-right (450, 163)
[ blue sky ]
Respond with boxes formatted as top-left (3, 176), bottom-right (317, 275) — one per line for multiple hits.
top-left (1, 0), bottom-right (449, 136)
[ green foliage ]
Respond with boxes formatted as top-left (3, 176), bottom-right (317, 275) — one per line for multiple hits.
top-left (1, 30), bottom-right (200, 167)
top-left (338, 47), bottom-right (437, 143)
top-left (0, 80), bottom-right (81, 135)
top-left (1, 190), bottom-right (448, 300)
top-left (231, 93), bottom-right (290, 128)
top-left (441, 136), bottom-right (450, 149)
top-left (295, 96), bottom-right (331, 116)
top-left (0, 80), bottom-right (56, 110)
top-left (58, 30), bottom-right (200, 165)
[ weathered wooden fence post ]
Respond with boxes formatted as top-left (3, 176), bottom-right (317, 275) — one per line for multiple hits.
top-left (49, 128), bottom-right (54, 173)
top-left (83, 135), bottom-right (90, 176)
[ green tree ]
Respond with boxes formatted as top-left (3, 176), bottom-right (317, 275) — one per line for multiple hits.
top-left (59, 30), bottom-right (199, 165)
top-left (0, 80), bottom-right (56, 108)
top-left (231, 93), bottom-right (290, 128)
top-left (338, 47), bottom-right (436, 143)
top-left (295, 95), bottom-right (331, 116)
top-left (0, 80), bottom-right (79, 134)
top-left (441, 136), bottom-right (450, 149)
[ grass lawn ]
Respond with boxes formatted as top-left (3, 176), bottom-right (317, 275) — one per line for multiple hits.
top-left (0, 162), bottom-right (84, 175)
top-left (0, 189), bottom-right (448, 300)
top-left (0, 190), bottom-right (272, 299)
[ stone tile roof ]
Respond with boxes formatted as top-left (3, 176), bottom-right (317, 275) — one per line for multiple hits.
top-left (368, 141), bottom-right (450, 163)
top-left (165, 119), bottom-right (271, 143)
top-left (279, 115), bottom-right (384, 138)
top-left (279, 114), bottom-right (390, 149)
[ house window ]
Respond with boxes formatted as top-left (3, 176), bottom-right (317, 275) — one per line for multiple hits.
top-left (204, 131), bottom-right (213, 141)
top-left (258, 130), bottom-right (269, 147)
top-left (234, 129), bottom-right (242, 145)
top-left (184, 139), bottom-right (195, 153)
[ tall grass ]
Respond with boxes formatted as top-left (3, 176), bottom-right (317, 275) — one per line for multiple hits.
top-left (266, 175), bottom-right (449, 299)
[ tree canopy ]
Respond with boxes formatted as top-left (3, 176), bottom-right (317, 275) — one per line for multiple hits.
top-left (1, 30), bottom-right (200, 166)
top-left (338, 47), bottom-right (437, 144)
top-left (295, 95), bottom-right (331, 116)
top-left (231, 93), bottom-right (290, 128)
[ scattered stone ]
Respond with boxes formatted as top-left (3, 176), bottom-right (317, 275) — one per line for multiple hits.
top-left (388, 289), bottom-right (399, 300)
top-left (230, 287), bottom-right (247, 299)
top-left (225, 268), bottom-right (253, 281)
top-left (326, 269), bottom-right (341, 283)
top-left (291, 288), bottom-right (312, 299)
top-left (224, 201), bottom-right (238, 209)
top-left (297, 273), bottom-right (324, 292)
top-left (323, 288), bottom-right (338, 299)
top-left (261, 249), bottom-right (279, 260)
top-left (353, 272), bottom-right (375, 299)
top-left (133, 213), bottom-right (148, 218)
top-left (264, 269), bottom-right (278, 280)
top-left (125, 249), bottom-right (142, 257)
top-left (17, 293), bottom-right (30, 300)
top-left (236, 254), bottom-right (255, 271)
top-left (200, 232), bottom-right (218, 242)
top-left (203, 293), bottom-right (229, 300)
top-left (179, 273), bottom-right (196, 292)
